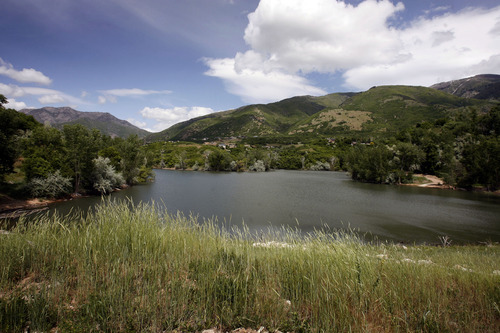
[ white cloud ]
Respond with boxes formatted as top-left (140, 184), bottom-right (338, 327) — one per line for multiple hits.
top-left (98, 88), bottom-right (172, 104)
top-left (5, 98), bottom-right (28, 110)
top-left (243, 0), bottom-right (405, 73)
top-left (98, 96), bottom-right (107, 104)
top-left (100, 88), bottom-right (172, 97)
top-left (204, 57), bottom-right (326, 103)
top-left (343, 6), bottom-right (500, 89)
top-left (0, 58), bottom-right (52, 85)
top-left (205, 0), bottom-right (500, 98)
top-left (126, 118), bottom-right (147, 129)
top-left (38, 94), bottom-right (65, 104)
top-left (140, 106), bottom-right (215, 132)
top-left (0, 83), bottom-right (84, 106)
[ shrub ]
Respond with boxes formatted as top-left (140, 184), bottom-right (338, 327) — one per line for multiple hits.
top-left (249, 160), bottom-right (266, 172)
top-left (309, 161), bottom-right (331, 171)
top-left (92, 157), bottom-right (125, 194)
top-left (29, 170), bottom-right (72, 198)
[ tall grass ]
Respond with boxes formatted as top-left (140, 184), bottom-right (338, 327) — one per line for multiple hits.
top-left (1, 200), bottom-right (499, 332)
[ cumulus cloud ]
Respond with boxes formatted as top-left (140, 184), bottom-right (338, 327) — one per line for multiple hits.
top-left (126, 118), bottom-right (147, 129)
top-left (4, 98), bottom-right (28, 110)
top-left (205, 0), bottom-right (500, 99)
top-left (98, 88), bottom-right (171, 104)
top-left (140, 106), bottom-right (215, 132)
top-left (0, 58), bottom-right (52, 85)
top-left (343, 5), bottom-right (500, 89)
top-left (243, 0), bottom-right (405, 73)
top-left (205, 57), bottom-right (326, 103)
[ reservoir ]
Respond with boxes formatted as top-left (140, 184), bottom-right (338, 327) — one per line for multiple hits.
top-left (48, 169), bottom-right (500, 244)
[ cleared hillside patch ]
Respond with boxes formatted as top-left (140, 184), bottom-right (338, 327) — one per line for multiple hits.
top-left (290, 109), bottom-right (372, 134)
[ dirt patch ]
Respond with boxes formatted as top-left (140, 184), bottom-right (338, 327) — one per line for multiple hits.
top-left (0, 195), bottom-right (50, 212)
top-left (407, 174), bottom-right (454, 189)
top-left (312, 109), bottom-right (372, 130)
top-left (0, 195), bottom-right (62, 219)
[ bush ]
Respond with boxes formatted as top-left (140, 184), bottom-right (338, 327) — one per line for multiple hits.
top-left (92, 157), bottom-right (125, 194)
top-left (207, 149), bottom-right (232, 171)
top-left (249, 160), bottom-right (266, 172)
top-left (309, 161), bottom-right (331, 171)
top-left (29, 170), bottom-right (72, 198)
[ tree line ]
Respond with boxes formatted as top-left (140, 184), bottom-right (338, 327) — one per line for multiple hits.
top-left (0, 95), bottom-right (153, 199)
top-left (144, 105), bottom-right (500, 191)
top-left (2, 92), bottom-right (498, 197)
top-left (345, 105), bottom-right (500, 190)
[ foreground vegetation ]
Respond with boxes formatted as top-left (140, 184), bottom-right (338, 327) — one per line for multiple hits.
top-left (1, 201), bottom-right (499, 332)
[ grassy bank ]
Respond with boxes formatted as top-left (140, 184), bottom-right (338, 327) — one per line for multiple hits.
top-left (1, 201), bottom-right (499, 332)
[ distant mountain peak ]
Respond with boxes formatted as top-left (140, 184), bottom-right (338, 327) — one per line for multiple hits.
top-left (430, 74), bottom-right (500, 100)
top-left (19, 106), bottom-right (149, 138)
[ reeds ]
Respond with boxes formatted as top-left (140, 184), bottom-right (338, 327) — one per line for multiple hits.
top-left (1, 199), bottom-right (499, 332)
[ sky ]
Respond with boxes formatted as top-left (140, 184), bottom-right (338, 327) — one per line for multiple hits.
top-left (1, 0), bottom-right (500, 132)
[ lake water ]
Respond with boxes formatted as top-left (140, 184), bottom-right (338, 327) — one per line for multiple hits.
top-left (47, 169), bottom-right (500, 244)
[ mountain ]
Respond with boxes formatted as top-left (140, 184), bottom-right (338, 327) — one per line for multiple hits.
top-left (147, 82), bottom-right (495, 142)
top-left (146, 93), bottom-right (355, 142)
top-left (20, 107), bottom-right (149, 138)
top-left (430, 74), bottom-right (500, 101)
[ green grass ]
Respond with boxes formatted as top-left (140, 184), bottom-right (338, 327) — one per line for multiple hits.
top-left (1, 200), bottom-right (499, 332)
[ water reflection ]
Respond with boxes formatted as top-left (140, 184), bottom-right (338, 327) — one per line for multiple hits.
top-left (45, 169), bottom-right (500, 244)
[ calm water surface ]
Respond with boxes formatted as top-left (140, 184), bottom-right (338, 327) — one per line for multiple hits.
top-left (48, 169), bottom-right (500, 243)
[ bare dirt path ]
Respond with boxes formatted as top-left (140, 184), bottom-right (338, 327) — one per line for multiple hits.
top-left (414, 174), bottom-right (445, 187)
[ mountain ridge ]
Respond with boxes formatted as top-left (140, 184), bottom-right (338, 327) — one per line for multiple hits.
top-left (18, 74), bottom-right (499, 141)
top-left (430, 74), bottom-right (500, 100)
top-left (146, 75), bottom-right (498, 142)
top-left (20, 107), bottom-right (150, 138)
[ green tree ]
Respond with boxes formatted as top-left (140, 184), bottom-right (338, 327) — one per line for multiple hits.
top-left (98, 145), bottom-right (122, 171)
top-left (460, 137), bottom-right (500, 190)
top-left (119, 135), bottom-right (153, 184)
top-left (0, 95), bottom-right (39, 180)
top-left (207, 149), bottom-right (232, 171)
top-left (347, 145), bottom-right (392, 183)
top-left (63, 124), bottom-right (101, 193)
top-left (277, 146), bottom-right (303, 169)
top-left (22, 126), bottom-right (66, 180)
top-left (392, 142), bottom-right (425, 172)
top-left (175, 150), bottom-right (187, 170)
top-left (119, 135), bottom-right (141, 184)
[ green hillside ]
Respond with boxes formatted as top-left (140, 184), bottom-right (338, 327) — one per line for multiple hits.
top-left (59, 117), bottom-right (149, 139)
top-left (147, 85), bottom-right (496, 143)
top-left (339, 85), bottom-right (491, 135)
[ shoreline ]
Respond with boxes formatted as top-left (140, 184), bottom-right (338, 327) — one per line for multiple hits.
top-left (401, 174), bottom-right (454, 189)
top-left (0, 195), bottom-right (71, 219)
top-left (2, 172), bottom-right (497, 219)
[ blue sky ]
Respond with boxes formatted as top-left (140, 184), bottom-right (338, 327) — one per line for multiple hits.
top-left (1, 0), bottom-right (499, 132)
